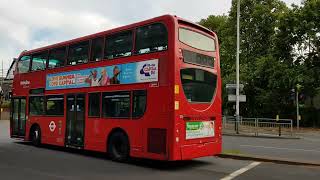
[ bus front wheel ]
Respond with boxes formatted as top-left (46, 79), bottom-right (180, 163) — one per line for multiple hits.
top-left (31, 126), bottom-right (41, 146)
top-left (108, 131), bottom-right (130, 162)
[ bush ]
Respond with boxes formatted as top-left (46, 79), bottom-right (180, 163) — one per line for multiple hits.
top-left (1, 101), bottom-right (11, 108)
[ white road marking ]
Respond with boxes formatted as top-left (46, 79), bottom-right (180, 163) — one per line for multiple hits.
top-left (240, 145), bottom-right (320, 153)
top-left (220, 162), bottom-right (261, 180)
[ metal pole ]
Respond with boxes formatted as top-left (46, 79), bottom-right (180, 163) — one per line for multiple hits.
top-left (296, 90), bottom-right (299, 130)
top-left (1, 60), bottom-right (3, 86)
top-left (290, 119), bottom-right (293, 136)
top-left (0, 60), bottom-right (2, 120)
top-left (236, 0), bottom-right (241, 133)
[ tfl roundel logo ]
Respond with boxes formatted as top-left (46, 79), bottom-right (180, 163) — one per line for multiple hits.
top-left (140, 63), bottom-right (157, 77)
top-left (49, 121), bottom-right (56, 132)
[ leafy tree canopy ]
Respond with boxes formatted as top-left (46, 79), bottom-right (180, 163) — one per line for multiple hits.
top-left (199, 0), bottom-right (320, 127)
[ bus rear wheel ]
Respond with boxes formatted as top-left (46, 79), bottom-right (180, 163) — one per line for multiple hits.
top-left (31, 126), bottom-right (41, 146)
top-left (108, 131), bottom-right (130, 162)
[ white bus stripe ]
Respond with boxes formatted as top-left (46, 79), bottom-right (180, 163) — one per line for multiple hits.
top-left (220, 162), bottom-right (261, 180)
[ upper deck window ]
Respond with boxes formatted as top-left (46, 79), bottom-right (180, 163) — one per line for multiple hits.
top-left (18, 55), bottom-right (31, 73)
top-left (68, 41), bottom-right (89, 65)
top-left (135, 23), bottom-right (168, 54)
top-left (31, 51), bottom-right (47, 71)
top-left (90, 37), bottom-right (104, 62)
top-left (105, 31), bottom-right (133, 60)
top-left (48, 47), bottom-right (66, 68)
top-left (6, 60), bottom-right (16, 80)
top-left (179, 28), bottom-right (215, 52)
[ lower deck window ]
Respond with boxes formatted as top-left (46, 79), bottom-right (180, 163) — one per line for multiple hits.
top-left (102, 91), bottom-right (130, 118)
top-left (88, 93), bottom-right (101, 117)
top-left (46, 95), bottom-right (64, 116)
top-left (29, 96), bottom-right (45, 115)
top-left (133, 90), bottom-right (147, 118)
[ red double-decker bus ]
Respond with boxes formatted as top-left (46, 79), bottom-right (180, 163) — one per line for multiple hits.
top-left (10, 15), bottom-right (221, 161)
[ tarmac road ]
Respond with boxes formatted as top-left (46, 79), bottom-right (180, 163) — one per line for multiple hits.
top-left (1, 120), bottom-right (319, 180)
top-left (223, 134), bottom-right (320, 164)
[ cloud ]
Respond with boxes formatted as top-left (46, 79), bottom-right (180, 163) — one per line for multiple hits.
top-left (0, 0), bottom-right (302, 71)
top-left (0, 0), bottom-right (119, 70)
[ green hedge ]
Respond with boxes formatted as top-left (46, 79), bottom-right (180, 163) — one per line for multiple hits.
top-left (1, 101), bottom-right (10, 108)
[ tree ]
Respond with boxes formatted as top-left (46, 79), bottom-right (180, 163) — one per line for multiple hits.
top-left (199, 0), bottom-right (320, 127)
top-left (228, 0), bottom-right (289, 116)
top-left (294, 0), bottom-right (320, 126)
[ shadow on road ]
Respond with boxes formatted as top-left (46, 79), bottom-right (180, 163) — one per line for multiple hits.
top-left (14, 141), bottom-right (212, 171)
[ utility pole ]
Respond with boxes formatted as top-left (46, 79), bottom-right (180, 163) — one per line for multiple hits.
top-left (296, 84), bottom-right (302, 131)
top-left (1, 60), bottom-right (3, 86)
top-left (0, 60), bottom-right (3, 120)
top-left (236, 0), bottom-right (241, 133)
top-left (296, 90), bottom-right (299, 130)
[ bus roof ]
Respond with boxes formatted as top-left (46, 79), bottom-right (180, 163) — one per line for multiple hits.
top-left (18, 14), bottom-right (215, 58)
top-left (176, 16), bottom-right (214, 36)
top-left (19, 15), bottom-right (175, 57)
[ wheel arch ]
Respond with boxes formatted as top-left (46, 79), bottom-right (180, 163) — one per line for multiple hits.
top-left (106, 127), bottom-right (130, 153)
top-left (29, 123), bottom-right (41, 141)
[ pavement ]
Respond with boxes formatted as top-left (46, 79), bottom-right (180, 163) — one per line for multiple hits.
top-left (1, 120), bottom-right (320, 180)
top-left (222, 132), bottom-right (320, 165)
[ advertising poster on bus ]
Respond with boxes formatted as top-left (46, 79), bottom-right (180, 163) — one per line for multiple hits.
top-left (46, 59), bottom-right (158, 90)
top-left (186, 121), bottom-right (215, 139)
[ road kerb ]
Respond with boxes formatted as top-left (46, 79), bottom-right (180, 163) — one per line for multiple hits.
top-left (223, 133), bottom-right (301, 140)
top-left (217, 153), bottom-right (320, 167)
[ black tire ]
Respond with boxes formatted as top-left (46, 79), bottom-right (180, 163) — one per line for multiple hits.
top-left (31, 126), bottom-right (41, 146)
top-left (108, 131), bottom-right (130, 162)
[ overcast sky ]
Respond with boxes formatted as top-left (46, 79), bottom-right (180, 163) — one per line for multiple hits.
top-left (0, 0), bottom-right (301, 72)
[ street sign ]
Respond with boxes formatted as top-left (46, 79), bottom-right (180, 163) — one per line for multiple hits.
top-left (226, 84), bottom-right (244, 89)
top-left (228, 95), bottom-right (246, 102)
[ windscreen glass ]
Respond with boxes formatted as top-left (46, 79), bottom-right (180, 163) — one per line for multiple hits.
top-left (179, 28), bottom-right (215, 52)
top-left (180, 68), bottom-right (217, 103)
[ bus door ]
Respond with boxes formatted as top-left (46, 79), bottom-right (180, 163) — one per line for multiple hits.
top-left (11, 97), bottom-right (26, 137)
top-left (65, 94), bottom-right (85, 147)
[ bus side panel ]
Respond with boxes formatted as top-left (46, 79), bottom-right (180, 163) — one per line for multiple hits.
top-left (84, 119), bottom-right (144, 153)
top-left (136, 37), bottom-right (175, 160)
top-left (83, 87), bottom-right (172, 161)
top-left (140, 87), bottom-right (173, 160)
top-left (29, 116), bottom-right (65, 147)
top-left (84, 118), bottom-right (108, 152)
top-left (84, 40), bottom-right (175, 160)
